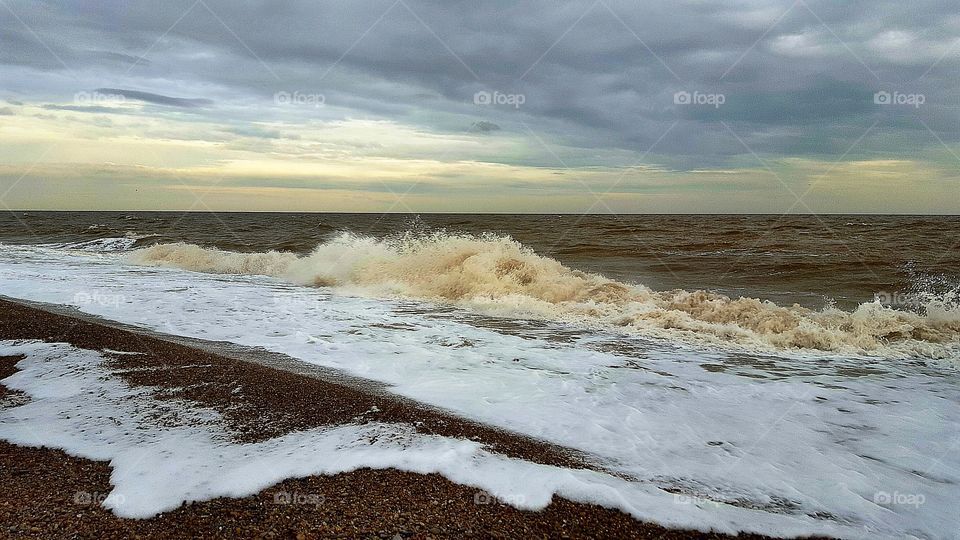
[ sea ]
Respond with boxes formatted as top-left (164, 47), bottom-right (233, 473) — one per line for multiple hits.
top-left (0, 211), bottom-right (958, 538)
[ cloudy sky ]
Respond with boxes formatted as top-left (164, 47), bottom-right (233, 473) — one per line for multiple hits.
top-left (1, 0), bottom-right (958, 212)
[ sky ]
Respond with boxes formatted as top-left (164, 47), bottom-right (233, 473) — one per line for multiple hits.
top-left (0, 0), bottom-right (958, 213)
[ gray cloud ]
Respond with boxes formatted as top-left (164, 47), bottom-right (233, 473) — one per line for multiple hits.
top-left (95, 88), bottom-right (213, 108)
top-left (42, 104), bottom-right (122, 113)
top-left (470, 121), bottom-right (501, 133)
top-left (0, 0), bottom-right (957, 167)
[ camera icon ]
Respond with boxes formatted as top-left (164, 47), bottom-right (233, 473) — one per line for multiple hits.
top-left (873, 491), bottom-right (892, 504)
top-left (274, 91), bottom-right (291, 105)
top-left (673, 90), bottom-right (691, 105)
top-left (873, 91), bottom-right (891, 105)
top-left (474, 91), bottom-right (492, 105)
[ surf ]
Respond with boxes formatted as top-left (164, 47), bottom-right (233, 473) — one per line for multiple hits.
top-left (128, 231), bottom-right (960, 359)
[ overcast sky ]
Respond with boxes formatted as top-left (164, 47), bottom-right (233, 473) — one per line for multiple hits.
top-left (1, 0), bottom-right (958, 212)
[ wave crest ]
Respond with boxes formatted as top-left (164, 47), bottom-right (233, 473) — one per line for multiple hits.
top-left (128, 232), bottom-right (960, 359)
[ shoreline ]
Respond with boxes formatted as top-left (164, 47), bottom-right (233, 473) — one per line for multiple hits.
top-left (0, 297), bottom-right (810, 539)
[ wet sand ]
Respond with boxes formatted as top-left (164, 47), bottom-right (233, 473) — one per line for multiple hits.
top-left (0, 298), bottom-right (811, 539)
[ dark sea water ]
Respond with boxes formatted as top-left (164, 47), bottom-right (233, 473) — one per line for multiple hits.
top-left (1, 212), bottom-right (958, 310)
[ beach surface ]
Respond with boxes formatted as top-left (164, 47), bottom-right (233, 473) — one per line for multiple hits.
top-left (0, 298), bottom-right (791, 539)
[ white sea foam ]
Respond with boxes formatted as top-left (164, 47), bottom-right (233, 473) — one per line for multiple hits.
top-left (40, 235), bottom-right (141, 253)
top-left (0, 340), bottom-right (852, 537)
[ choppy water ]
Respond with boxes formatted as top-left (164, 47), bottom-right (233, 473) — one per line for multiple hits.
top-left (2, 212), bottom-right (958, 309)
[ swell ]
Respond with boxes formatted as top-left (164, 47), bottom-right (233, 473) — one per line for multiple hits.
top-left (126, 232), bottom-right (960, 359)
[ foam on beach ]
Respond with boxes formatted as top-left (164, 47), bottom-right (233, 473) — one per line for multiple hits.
top-left (0, 340), bottom-right (859, 537)
top-left (128, 232), bottom-right (960, 359)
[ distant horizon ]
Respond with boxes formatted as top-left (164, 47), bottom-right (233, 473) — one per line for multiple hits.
top-left (7, 209), bottom-right (960, 217)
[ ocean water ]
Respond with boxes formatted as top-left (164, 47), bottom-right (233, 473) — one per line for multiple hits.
top-left (1, 212), bottom-right (959, 538)
top-left (3, 212), bottom-right (959, 311)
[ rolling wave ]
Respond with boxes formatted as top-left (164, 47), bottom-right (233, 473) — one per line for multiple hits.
top-left (128, 232), bottom-right (960, 359)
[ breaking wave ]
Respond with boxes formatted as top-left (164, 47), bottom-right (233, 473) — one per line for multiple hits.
top-left (128, 232), bottom-right (960, 359)
top-left (46, 232), bottom-right (160, 253)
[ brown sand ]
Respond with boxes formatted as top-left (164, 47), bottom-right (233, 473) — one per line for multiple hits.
top-left (0, 354), bottom-right (24, 403)
top-left (0, 298), bottom-right (816, 539)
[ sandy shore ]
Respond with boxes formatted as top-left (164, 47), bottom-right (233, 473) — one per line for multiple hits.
top-left (0, 297), bottom-right (805, 539)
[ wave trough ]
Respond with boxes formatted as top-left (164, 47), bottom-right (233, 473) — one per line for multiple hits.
top-left (128, 232), bottom-right (960, 359)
